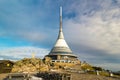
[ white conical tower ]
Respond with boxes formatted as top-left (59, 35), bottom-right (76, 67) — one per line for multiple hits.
top-left (45, 7), bottom-right (78, 64)
top-left (49, 7), bottom-right (73, 55)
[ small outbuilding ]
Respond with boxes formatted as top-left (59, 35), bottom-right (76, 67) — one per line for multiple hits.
top-left (0, 60), bottom-right (14, 73)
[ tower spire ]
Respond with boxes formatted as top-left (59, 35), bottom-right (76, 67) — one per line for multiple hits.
top-left (49, 6), bottom-right (73, 55)
top-left (60, 6), bottom-right (62, 32)
top-left (58, 6), bottom-right (64, 39)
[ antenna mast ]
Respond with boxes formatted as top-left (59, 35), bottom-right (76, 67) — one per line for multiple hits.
top-left (60, 6), bottom-right (62, 32)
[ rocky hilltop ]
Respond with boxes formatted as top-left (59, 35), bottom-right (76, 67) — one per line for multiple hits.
top-left (0, 58), bottom-right (120, 80)
top-left (12, 58), bottom-right (49, 72)
top-left (10, 58), bottom-right (120, 79)
top-left (11, 58), bottom-right (94, 73)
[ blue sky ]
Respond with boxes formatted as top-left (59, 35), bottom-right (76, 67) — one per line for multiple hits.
top-left (0, 0), bottom-right (120, 71)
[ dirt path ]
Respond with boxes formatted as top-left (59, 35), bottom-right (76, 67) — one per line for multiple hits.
top-left (0, 73), bottom-right (8, 80)
top-left (71, 73), bottom-right (120, 80)
top-left (0, 73), bottom-right (120, 80)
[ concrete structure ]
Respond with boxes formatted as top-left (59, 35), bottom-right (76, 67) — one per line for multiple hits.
top-left (45, 7), bottom-right (79, 64)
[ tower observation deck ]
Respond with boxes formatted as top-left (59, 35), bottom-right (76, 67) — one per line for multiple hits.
top-left (45, 7), bottom-right (79, 64)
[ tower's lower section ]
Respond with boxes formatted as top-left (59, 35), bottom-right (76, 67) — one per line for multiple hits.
top-left (45, 54), bottom-right (80, 65)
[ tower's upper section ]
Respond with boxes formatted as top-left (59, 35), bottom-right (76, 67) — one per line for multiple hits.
top-left (58, 7), bottom-right (64, 39)
top-left (49, 7), bottom-right (73, 55)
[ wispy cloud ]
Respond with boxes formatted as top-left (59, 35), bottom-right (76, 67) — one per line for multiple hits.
top-left (0, 0), bottom-right (60, 47)
top-left (0, 46), bottom-right (49, 60)
top-left (63, 0), bottom-right (120, 71)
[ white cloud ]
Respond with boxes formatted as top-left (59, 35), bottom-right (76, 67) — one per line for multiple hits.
top-left (0, 46), bottom-right (49, 60)
top-left (63, 0), bottom-right (120, 71)
top-left (64, 0), bottom-right (120, 54)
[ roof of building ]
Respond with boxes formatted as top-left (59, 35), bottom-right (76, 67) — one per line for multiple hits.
top-left (0, 60), bottom-right (14, 64)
